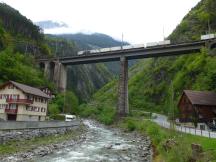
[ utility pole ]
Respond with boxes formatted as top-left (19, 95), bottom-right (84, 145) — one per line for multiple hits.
top-left (63, 91), bottom-right (66, 114)
top-left (121, 33), bottom-right (124, 49)
top-left (25, 43), bottom-right (28, 55)
top-left (163, 26), bottom-right (165, 40)
top-left (55, 40), bottom-right (58, 56)
top-left (169, 81), bottom-right (175, 130)
top-left (208, 19), bottom-right (211, 34)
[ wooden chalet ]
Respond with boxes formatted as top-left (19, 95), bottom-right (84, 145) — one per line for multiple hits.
top-left (178, 90), bottom-right (216, 124)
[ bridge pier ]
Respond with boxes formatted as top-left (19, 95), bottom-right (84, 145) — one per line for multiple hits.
top-left (44, 62), bottom-right (51, 80)
top-left (40, 61), bottom-right (67, 92)
top-left (209, 40), bottom-right (216, 56)
top-left (117, 56), bottom-right (129, 117)
top-left (53, 62), bottom-right (67, 92)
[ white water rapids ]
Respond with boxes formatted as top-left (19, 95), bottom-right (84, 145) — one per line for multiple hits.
top-left (34, 120), bottom-right (152, 162)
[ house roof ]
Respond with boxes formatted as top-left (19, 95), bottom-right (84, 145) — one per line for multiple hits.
top-left (0, 81), bottom-right (50, 99)
top-left (183, 90), bottom-right (216, 106)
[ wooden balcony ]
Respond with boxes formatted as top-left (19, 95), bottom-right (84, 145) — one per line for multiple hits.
top-left (6, 99), bottom-right (33, 105)
top-left (5, 108), bottom-right (18, 114)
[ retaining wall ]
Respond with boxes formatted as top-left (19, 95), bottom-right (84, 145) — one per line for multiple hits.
top-left (0, 120), bottom-right (80, 130)
top-left (0, 120), bottom-right (82, 144)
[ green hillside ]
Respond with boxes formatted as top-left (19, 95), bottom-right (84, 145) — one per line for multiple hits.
top-left (0, 3), bottom-right (52, 88)
top-left (45, 35), bottom-right (77, 57)
top-left (52, 33), bottom-right (134, 74)
top-left (79, 0), bottom-right (216, 122)
top-left (45, 34), bottom-right (113, 101)
top-left (57, 33), bottom-right (127, 50)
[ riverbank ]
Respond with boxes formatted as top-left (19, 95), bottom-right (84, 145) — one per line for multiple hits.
top-left (0, 124), bottom-right (87, 162)
top-left (118, 117), bottom-right (216, 162)
top-left (33, 120), bottom-right (152, 162)
top-left (78, 105), bottom-right (216, 161)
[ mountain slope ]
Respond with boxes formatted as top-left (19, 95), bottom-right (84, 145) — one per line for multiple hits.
top-left (55, 33), bottom-right (131, 74)
top-left (58, 33), bottom-right (126, 50)
top-left (45, 34), bottom-right (113, 101)
top-left (0, 3), bottom-right (52, 88)
top-left (0, 3), bottom-right (52, 57)
top-left (81, 0), bottom-right (216, 117)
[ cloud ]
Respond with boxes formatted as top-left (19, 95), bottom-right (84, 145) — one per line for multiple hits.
top-left (2, 0), bottom-right (201, 44)
top-left (35, 20), bottom-right (68, 29)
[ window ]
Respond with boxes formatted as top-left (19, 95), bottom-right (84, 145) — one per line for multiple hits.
top-left (10, 104), bottom-right (17, 109)
top-left (0, 104), bottom-right (4, 109)
top-left (41, 108), bottom-right (46, 112)
top-left (0, 104), bottom-right (8, 109)
top-left (8, 84), bottom-right (14, 89)
top-left (27, 95), bottom-right (33, 100)
top-left (200, 125), bottom-right (205, 130)
top-left (26, 106), bottom-right (41, 112)
top-left (26, 106), bottom-right (32, 111)
top-left (12, 95), bottom-right (19, 99)
top-left (34, 107), bottom-right (40, 112)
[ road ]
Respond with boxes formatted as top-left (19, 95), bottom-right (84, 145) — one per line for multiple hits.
top-left (152, 113), bottom-right (216, 138)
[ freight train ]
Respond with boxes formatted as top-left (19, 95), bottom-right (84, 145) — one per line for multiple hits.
top-left (77, 34), bottom-right (216, 55)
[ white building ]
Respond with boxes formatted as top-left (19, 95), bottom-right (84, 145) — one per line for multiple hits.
top-left (0, 81), bottom-right (50, 121)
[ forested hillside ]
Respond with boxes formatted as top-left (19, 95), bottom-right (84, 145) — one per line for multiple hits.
top-left (80, 0), bottom-right (216, 121)
top-left (57, 33), bottom-right (127, 50)
top-left (0, 3), bottom-right (115, 102)
top-left (53, 33), bottom-right (131, 74)
top-left (0, 3), bottom-right (52, 88)
top-left (45, 35), bottom-right (77, 57)
top-left (45, 34), bottom-right (113, 101)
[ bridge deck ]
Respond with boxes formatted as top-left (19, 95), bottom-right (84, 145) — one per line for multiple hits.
top-left (38, 39), bottom-right (216, 65)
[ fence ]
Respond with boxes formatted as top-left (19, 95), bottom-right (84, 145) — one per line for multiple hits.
top-left (156, 121), bottom-right (216, 138)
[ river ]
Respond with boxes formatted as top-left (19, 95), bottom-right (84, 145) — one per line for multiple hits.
top-left (34, 120), bottom-right (152, 162)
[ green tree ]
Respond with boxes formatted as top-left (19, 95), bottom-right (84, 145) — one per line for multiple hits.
top-left (0, 49), bottom-right (50, 87)
top-left (64, 91), bottom-right (79, 114)
top-left (48, 91), bottom-right (79, 116)
top-left (48, 103), bottom-right (60, 115)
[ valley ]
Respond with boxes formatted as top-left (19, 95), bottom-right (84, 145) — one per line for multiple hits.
top-left (0, 0), bottom-right (216, 161)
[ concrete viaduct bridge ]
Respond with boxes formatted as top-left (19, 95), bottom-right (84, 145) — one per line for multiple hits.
top-left (38, 39), bottom-right (216, 117)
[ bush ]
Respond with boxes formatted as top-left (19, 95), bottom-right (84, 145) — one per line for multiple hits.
top-left (78, 104), bottom-right (99, 118)
top-left (48, 91), bottom-right (79, 116)
top-left (97, 106), bottom-right (116, 125)
top-left (78, 102), bottom-right (116, 125)
top-left (50, 114), bottom-right (65, 121)
top-left (48, 103), bottom-right (60, 115)
top-left (126, 120), bottom-right (136, 131)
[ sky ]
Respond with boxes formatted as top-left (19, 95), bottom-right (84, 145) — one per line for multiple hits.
top-left (1, 0), bottom-right (201, 44)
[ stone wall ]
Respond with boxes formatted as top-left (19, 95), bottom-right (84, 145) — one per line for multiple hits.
top-left (0, 121), bottom-right (81, 144)
top-left (0, 120), bottom-right (80, 130)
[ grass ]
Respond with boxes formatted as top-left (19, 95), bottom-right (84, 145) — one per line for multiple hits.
top-left (79, 102), bottom-right (116, 125)
top-left (0, 126), bottom-right (85, 156)
top-left (78, 102), bottom-right (216, 161)
top-left (78, 104), bottom-right (216, 161)
top-left (119, 117), bottom-right (216, 162)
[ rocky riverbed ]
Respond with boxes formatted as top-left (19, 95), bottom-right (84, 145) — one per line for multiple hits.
top-left (0, 125), bottom-right (87, 162)
top-left (35, 120), bottom-right (152, 162)
top-left (0, 126), bottom-right (80, 144)
top-left (0, 120), bottom-right (152, 162)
